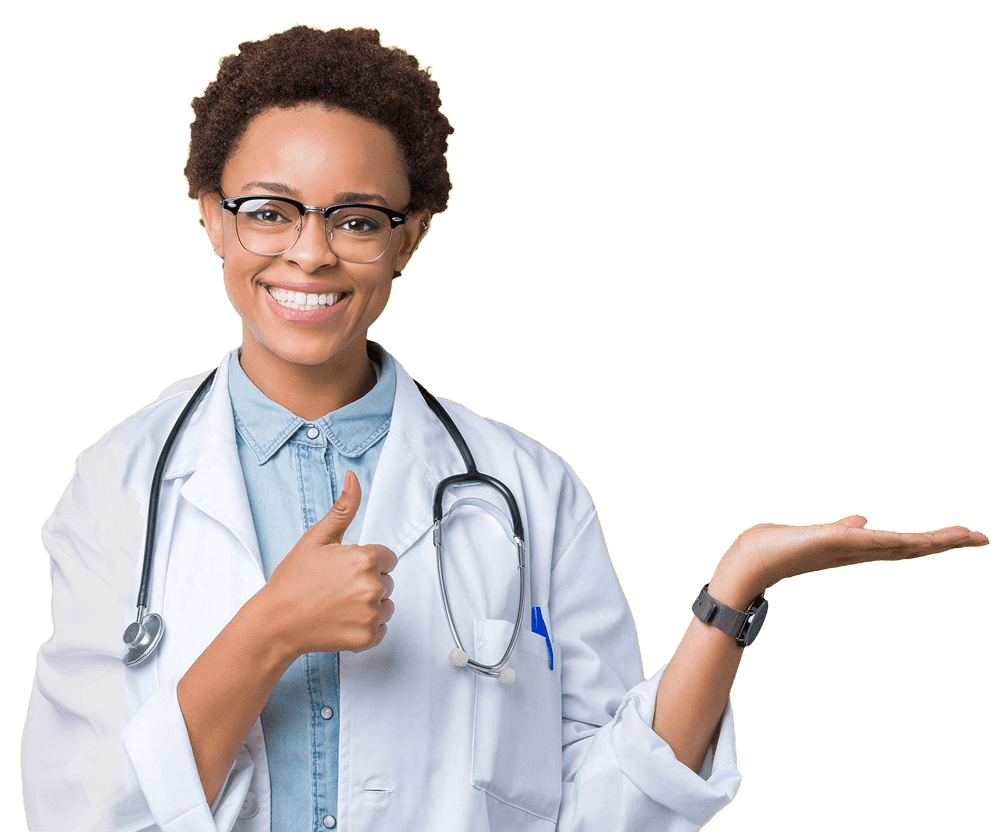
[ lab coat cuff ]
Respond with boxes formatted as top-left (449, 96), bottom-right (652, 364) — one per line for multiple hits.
top-left (610, 665), bottom-right (741, 827)
top-left (120, 679), bottom-right (220, 830)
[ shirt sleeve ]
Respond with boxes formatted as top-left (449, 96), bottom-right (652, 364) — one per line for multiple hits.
top-left (21, 443), bottom-right (257, 832)
top-left (551, 510), bottom-right (741, 831)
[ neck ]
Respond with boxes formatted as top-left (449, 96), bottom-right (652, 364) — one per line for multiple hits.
top-left (238, 339), bottom-right (377, 421)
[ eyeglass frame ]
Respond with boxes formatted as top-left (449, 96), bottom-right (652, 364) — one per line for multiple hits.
top-left (219, 193), bottom-right (409, 261)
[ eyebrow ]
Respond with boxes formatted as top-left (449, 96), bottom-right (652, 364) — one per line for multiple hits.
top-left (241, 181), bottom-right (390, 206)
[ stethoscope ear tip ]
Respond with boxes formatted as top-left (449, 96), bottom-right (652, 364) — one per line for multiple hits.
top-left (497, 667), bottom-right (517, 686)
top-left (448, 647), bottom-right (470, 667)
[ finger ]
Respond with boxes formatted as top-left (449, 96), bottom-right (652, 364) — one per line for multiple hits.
top-left (310, 470), bottom-right (362, 544)
top-left (370, 622), bottom-right (389, 649)
top-left (372, 545), bottom-right (398, 574)
top-left (832, 515), bottom-right (868, 528)
top-left (381, 572), bottom-right (394, 600)
top-left (841, 525), bottom-right (986, 563)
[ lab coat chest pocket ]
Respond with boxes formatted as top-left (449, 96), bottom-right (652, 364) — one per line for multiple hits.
top-left (472, 617), bottom-right (562, 824)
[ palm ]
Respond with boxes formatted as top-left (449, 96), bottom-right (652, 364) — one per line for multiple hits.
top-left (735, 515), bottom-right (989, 592)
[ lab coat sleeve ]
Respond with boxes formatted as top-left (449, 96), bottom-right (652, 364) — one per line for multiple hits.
top-left (21, 440), bottom-right (256, 832)
top-left (551, 509), bottom-right (741, 831)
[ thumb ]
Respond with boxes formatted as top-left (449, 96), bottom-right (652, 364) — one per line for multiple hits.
top-left (312, 470), bottom-right (362, 544)
top-left (832, 514), bottom-right (868, 528)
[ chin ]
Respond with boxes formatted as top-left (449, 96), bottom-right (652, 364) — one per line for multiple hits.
top-left (251, 330), bottom-right (365, 371)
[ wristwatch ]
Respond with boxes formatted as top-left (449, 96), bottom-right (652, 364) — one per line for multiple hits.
top-left (692, 584), bottom-right (768, 647)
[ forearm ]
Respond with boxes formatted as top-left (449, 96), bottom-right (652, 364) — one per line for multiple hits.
top-left (177, 589), bottom-right (295, 806)
top-left (652, 554), bottom-right (762, 772)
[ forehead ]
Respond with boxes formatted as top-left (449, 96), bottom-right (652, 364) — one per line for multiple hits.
top-left (221, 105), bottom-right (410, 205)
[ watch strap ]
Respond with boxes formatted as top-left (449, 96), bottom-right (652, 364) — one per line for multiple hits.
top-left (692, 584), bottom-right (743, 632)
top-left (692, 584), bottom-right (767, 647)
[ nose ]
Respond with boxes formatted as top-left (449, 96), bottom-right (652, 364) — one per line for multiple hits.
top-left (282, 209), bottom-right (338, 272)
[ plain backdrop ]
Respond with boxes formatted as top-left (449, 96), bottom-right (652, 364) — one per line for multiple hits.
top-left (4, 2), bottom-right (996, 830)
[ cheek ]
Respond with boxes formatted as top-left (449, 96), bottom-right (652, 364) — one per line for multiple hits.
top-left (220, 254), bottom-right (267, 316)
top-left (359, 277), bottom-right (394, 323)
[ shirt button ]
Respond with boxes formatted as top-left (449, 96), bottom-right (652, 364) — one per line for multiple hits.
top-left (323, 814), bottom-right (337, 828)
top-left (238, 791), bottom-right (259, 819)
top-left (306, 426), bottom-right (320, 440)
top-left (320, 705), bottom-right (334, 720)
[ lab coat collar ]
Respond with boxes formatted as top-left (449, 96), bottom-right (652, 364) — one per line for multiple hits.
top-left (160, 352), bottom-right (262, 567)
top-left (358, 352), bottom-right (468, 556)
top-left (157, 347), bottom-right (466, 564)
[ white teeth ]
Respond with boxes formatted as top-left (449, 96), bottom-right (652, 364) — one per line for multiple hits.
top-left (266, 286), bottom-right (344, 310)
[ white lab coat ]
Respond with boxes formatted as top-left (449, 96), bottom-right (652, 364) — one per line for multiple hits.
top-left (22, 351), bottom-right (741, 832)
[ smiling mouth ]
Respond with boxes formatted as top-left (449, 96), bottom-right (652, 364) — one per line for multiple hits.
top-left (265, 285), bottom-right (347, 310)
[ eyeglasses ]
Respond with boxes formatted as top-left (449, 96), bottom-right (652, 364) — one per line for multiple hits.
top-left (220, 194), bottom-right (407, 263)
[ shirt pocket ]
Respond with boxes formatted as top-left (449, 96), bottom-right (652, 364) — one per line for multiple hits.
top-left (471, 617), bottom-right (562, 823)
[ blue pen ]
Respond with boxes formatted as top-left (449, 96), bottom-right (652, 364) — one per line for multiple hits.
top-left (531, 606), bottom-right (554, 670)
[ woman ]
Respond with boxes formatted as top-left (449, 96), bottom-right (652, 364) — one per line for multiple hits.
top-left (21, 25), bottom-right (988, 832)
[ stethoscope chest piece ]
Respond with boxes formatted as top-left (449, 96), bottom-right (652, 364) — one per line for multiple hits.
top-left (122, 612), bottom-right (164, 667)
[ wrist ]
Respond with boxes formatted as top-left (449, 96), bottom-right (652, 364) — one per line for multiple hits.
top-left (708, 547), bottom-right (769, 609)
top-left (246, 585), bottom-right (301, 670)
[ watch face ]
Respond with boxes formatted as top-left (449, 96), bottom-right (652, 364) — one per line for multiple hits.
top-left (740, 597), bottom-right (768, 646)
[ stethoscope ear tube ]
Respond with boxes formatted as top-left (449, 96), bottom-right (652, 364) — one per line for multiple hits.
top-left (416, 380), bottom-right (529, 684)
top-left (435, 518), bottom-right (526, 683)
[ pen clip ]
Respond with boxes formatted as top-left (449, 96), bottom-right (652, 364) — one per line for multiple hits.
top-left (531, 606), bottom-right (554, 671)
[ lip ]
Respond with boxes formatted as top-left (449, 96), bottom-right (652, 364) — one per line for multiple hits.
top-left (260, 283), bottom-right (349, 324)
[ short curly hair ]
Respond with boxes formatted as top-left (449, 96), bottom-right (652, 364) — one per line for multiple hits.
top-left (184, 26), bottom-right (453, 214)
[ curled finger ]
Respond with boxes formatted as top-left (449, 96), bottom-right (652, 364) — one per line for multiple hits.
top-left (381, 573), bottom-right (394, 601)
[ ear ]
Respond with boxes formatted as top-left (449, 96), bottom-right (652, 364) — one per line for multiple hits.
top-left (198, 191), bottom-right (225, 259)
top-left (392, 210), bottom-right (432, 276)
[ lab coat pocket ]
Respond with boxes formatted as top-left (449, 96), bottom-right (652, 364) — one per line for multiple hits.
top-left (472, 617), bottom-right (562, 824)
top-left (357, 786), bottom-right (403, 832)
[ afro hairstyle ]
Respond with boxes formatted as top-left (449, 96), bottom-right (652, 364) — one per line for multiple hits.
top-left (184, 26), bottom-right (453, 215)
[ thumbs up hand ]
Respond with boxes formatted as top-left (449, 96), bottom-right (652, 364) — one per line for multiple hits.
top-left (264, 470), bottom-right (397, 658)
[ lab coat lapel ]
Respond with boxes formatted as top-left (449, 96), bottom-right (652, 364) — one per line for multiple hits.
top-left (358, 356), bottom-right (465, 558)
top-left (161, 353), bottom-right (262, 573)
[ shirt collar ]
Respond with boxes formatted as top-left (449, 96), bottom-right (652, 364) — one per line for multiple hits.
top-left (228, 342), bottom-right (396, 464)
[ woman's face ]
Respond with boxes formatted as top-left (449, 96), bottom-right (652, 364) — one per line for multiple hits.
top-left (200, 105), bottom-right (425, 377)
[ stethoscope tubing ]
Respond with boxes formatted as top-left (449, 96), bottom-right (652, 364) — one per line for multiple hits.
top-left (136, 369), bottom-right (217, 614)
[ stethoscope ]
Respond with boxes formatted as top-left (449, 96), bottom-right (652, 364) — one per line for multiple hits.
top-left (122, 369), bottom-right (533, 685)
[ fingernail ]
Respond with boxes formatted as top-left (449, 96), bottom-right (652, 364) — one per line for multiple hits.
top-left (342, 471), bottom-right (353, 494)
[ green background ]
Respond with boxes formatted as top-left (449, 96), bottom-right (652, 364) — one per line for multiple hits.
top-left (0, 2), bottom-right (1000, 832)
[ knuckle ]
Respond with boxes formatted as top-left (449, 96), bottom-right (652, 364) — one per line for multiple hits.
top-left (328, 504), bottom-right (350, 521)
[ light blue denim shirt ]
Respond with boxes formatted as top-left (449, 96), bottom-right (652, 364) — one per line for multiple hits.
top-left (227, 343), bottom-right (395, 831)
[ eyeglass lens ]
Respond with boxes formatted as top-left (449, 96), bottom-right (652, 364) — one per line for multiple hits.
top-left (233, 198), bottom-right (396, 263)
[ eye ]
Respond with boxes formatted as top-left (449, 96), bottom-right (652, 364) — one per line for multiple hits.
top-left (341, 217), bottom-right (379, 233)
top-left (237, 198), bottom-right (298, 226)
top-left (327, 208), bottom-right (386, 236)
